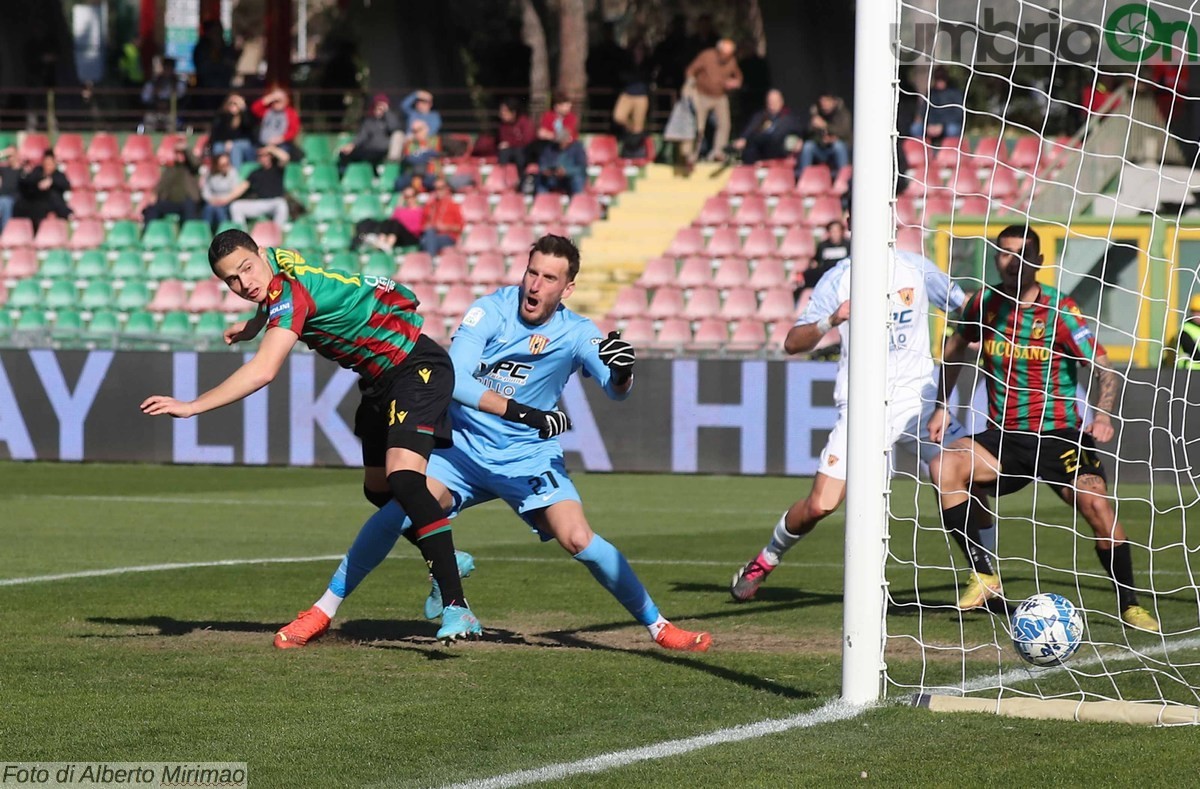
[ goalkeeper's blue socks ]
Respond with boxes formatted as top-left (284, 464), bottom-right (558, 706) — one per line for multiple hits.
top-left (573, 534), bottom-right (663, 632)
top-left (316, 501), bottom-right (411, 618)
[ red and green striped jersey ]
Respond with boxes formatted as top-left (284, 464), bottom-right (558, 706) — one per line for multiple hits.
top-left (263, 247), bottom-right (424, 380)
top-left (957, 285), bottom-right (1103, 432)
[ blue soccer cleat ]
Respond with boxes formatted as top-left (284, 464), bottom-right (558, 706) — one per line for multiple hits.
top-left (436, 604), bottom-right (483, 644)
top-left (423, 550), bottom-right (476, 620)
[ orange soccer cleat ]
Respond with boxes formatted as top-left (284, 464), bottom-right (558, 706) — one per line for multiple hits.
top-left (654, 622), bottom-right (713, 652)
top-left (273, 606), bottom-right (331, 649)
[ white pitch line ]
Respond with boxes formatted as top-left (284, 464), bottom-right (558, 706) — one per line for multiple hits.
top-left (436, 699), bottom-right (865, 789)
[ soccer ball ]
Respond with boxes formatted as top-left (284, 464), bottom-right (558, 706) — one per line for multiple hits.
top-left (1010, 593), bottom-right (1084, 666)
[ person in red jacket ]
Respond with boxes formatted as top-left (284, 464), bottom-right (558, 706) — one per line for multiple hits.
top-left (251, 85), bottom-right (303, 163)
top-left (420, 177), bottom-right (465, 256)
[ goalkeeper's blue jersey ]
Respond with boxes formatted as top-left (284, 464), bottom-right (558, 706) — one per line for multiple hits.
top-left (447, 285), bottom-right (629, 460)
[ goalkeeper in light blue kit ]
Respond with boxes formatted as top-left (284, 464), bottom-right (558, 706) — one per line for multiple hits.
top-left (277, 234), bottom-right (712, 652)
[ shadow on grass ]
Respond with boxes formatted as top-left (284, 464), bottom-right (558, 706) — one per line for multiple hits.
top-left (672, 581), bottom-right (843, 608)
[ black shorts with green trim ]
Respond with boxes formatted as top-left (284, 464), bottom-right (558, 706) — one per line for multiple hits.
top-left (355, 334), bottom-right (454, 466)
top-left (972, 427), bottom-right (1107, 497)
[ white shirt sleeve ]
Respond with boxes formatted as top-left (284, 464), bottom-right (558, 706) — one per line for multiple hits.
top-left (796, 263), bottom-right (847, 326)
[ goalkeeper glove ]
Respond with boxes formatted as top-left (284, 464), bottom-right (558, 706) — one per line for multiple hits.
top-left (503, 399), bottom-right (573, 439)
top-left (598, 330), bottom-right (635, 385)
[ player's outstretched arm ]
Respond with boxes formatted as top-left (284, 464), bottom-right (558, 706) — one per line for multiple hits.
top-left (1084, 352), bottom-right (1118, 443)
top-left (784, 298), bottom-right (850, 355)
top-left (141, 327), bottom-right (297, 418)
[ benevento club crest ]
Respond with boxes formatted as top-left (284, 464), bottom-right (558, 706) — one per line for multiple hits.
top-left (897, 287), bottom-right (914, 306)
top-left (529, 334), bottom-right (550, 354)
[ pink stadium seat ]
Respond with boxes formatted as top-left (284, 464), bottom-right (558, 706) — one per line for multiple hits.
top-left (19, 133), bottom-right (51, 164)
top-left (728, 319), bottom-right (768, 351)
top-left (899, 164), bottom-right (937, 198)
top-left (3, 248), bottom-right (38, 278)
top-left (932, 137), bottom-right (968, 170)
top-left (592, 316), bottom-right (617, 336)
top-left (748, 258), bottom-right (787, 290)
top-left (957, 195), bottom-right (990, 218)
top-left (795, 164), bottom-right (832, 198)
top-left (690, 318), bottom-right (729, 349)
top-left (432, 249), bottom-right (470, 284)
top-left (676, 256), bottom-right (713, 288)
top-left (148, 280), bottom-right (187, 312)
top-left (499, 224), bottom-right (535, 257)
top-left (696, 196), bottom-right (733, 227)
top-left (713, 259), bottom-right (750, 288)
top-left (564, 193), bottom-right (601, 226)
top-left (901, 137), bottom-right (930, 170)
top-left (68, 188), bottom-right (99, 220)
top-left (620, 317), bottom-right (655, 347)
top-left (528, 193), bottom-right (564, 224)
top-left (460, 225), bottom-right (499, 256)
top-left (503, 255), bottom-right (526, 285)
top-left (830, 165), bottom-right (852, 196)
top-left (922, 192), bottom-right (954, 219)
top-left (948, 166), bottom-right (981, 197)
top-left (646, 286), bottom-right (684, 319)
top-left (470, 252), bottom-right (506, 285)
top-left (740, 227), bottom-right (777, 260)
top-left (121, 134), bottom-right (155, 164)
top-left (591, 164), bottom-right (628, 197)
top-left (482, 164), bottom-right (518, 193)
top-left (720, 287), bottom-right (759, 320)
top-left (1007, 137), bottom-right (1041, 173)
top-left (192, 134), bottom-right (210, 158)
top-left (683, 287), bottom-right (721, 319)
top-left (99, 190), bottom-right (134, 221)
top-left (586, 135), bottom-right (619, 167)
top-left (0, 218), bottom-right (34, 249)
top-left (421, 315), bottom-right (449, 345)
top-left (972, 136), bottom-right (1005, 166)
top-left (409, 283), bottom-right (438, 313)
top-left (778, 226), bottom-right (816, 261)
top-left (68, 219), bottom-right (105, 251)
top-left (65, 160), bottom-right (92, 190)
top-left (92, 161), bottom-right (127, 192)
top-left (806, 196), bottom-right (844, 228)
top-left (760, 167), bottom-right (795, 197)
top-left (220, 288), bottom-right (247, 313)
top-left (736, 194), bottom-right (768, 226)
top-left (86, 133), bottom-right (120, 163)
top-left (769, 196), bottom-right (806, 228)
top-left (34, 216), bottom-right (69, 250)
top-left (895, 194), bottom-right (918, 226)
top-left (723, 165), bottom-right (759, 196)
top-left (54, 133), bottom-right (85, 163)
top-left (636, 256), bottom-right (676, 288)
top-left (157, 135), bottom-right (187, 163)
top-left (706, 227), bottom-right (741, 258)
top-left (608, 286), bottom-right (648, 319)
top-left (652, 318), bottom-right (691, 350)
top-left (449, 160), bottom-right (480, 185)
top-left (491, 192), bottom-right (527, 225)
top-left (439, 284), bottom-right (475, 320)
top-left (186, 279), bottom-right (224, 313)
top-left (667, 226), bottom-right (705, 258)
top-left (459, 193), bottom-right (490, 225)
top-left (984, 165), bottom-right (1019, 200)
top-left (896, 226), bottom-right (925, 255)
top-left (768, 319), bottom-right (793, 348)
top-left (398, 252), bottom-right (434, 284)
top-left (250, 221), bottom-right (283, 248)
top-left (758, 288), bottom-right (798, 322)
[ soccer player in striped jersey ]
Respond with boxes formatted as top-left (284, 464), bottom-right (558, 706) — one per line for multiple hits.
top-left (141, 229), bottom-right (484, 644)
top-left (927, 225), bottom-right (1158, 632)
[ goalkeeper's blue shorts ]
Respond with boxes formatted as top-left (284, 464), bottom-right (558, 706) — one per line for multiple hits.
top-left (428, 442), bottom-right (581, 540)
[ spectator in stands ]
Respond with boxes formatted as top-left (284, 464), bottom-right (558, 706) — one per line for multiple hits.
top-left (229, 147), bottom-right (289, 226)
top-left (354, 186), bottom-right (424, 253)
top-left (14, 150), bottom-right (70, 230)
top-left (535, 93), bottom-right (588, 196)
top-left (732, 89), bottom-right (797, 164)
top-left (496, 98), bottom-right (535, 172)
top-left (201, 153), bottom-right (243, 231)
top-left (420, 177), bottom-right (464, 256)
top-left (143, 141), bottom-right (201, 223)
top-left (910, 67), bottom-right (964, 143)
top-left (251, 86), bottom-right (303, 163)
top-left (398, 119), bottom-right (442, 191)
top-left (795, 93), bottom-right (852, 179)
top-left (613, 41), bottom-right (651, 150)
top-left (401, 90), bottom-right (442, 137)
top-left (339, 93), bottom-right (403, 171)
top-left (0, 147), bottom-right (20, 231)
top-left (141, 56), bottom-right (187, 131)
top-left (192, 20), bottom-right (238, 115)
top-left (209, 93), bottom-right (258, 169)
top-left (808, 220), bottom-right (850, 287)
top-left (682, 38), bottom-right (743, 163)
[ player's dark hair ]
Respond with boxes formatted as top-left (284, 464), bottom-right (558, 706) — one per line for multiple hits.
top-left (997, 224), bottom-right (1041, 260)
top-left (208, 229), bottom-right (259, 269)
top-left (529, 234), bottom-right (581, 281)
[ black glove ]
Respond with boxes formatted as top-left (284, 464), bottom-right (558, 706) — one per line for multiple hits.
top-left (503, 399), bottom-right (573, 439)
top-left (598, 331), bottom-right (635, 385)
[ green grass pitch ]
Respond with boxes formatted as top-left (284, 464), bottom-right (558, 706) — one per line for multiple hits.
top-left (1, 462), bottom-right (1198, 787)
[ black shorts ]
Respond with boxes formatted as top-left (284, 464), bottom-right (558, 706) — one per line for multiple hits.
top-left (354, 334), bottom-right (454, 467)
top-left (971, 427), bottom-right (1107, 497)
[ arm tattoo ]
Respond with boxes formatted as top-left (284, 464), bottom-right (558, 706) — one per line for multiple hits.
top-left (1094, 364), bottom-right (1119, 416)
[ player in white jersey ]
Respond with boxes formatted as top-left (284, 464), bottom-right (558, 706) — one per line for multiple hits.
top-left (731, 249), bottom-right (978, 600)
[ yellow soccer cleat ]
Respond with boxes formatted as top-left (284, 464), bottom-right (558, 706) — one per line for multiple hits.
top-left (957, 572), bottom-right (1003, 610)
top-left (1121, 605), bottom-right (1160, 633)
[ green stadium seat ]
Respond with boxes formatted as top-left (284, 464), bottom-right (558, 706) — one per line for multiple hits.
top-left (216, 220), bottom-right (243, 235)
top-left (177, 220), bottom-right (212, 251)
top-left (74, 250), bottom-right (108, 279)
top-left (321, 222), bottom-right (353, 251)
top-left (123, 310), bottom-right (156, 336)
top-left (52, 309), bottom-right (84, 336)
top-left (284, 164), bottom-right (307, 195)
top-left (238, 162), bottom-right (258, 179)
top-left (348, 197), bottom-right (381, 223)
top-left (292, 248), bottom-right (321, 265)
top-left (180, 257), bottom-right (214, 281)
top-left (195, 311), bottom-right (227, 337)
top-left (110, 250), bottom-right (144, 280)
top-left (44, 279), bottom-right (77, 309)
top-left (15, 310), bottom-right (48, 331)
top-left (8, 280), bottom-right (42, 309)
top-left (81, 280), bottom-right (115, 310)
top-left (103, 221), bottom-right (139, 251)
top-left (86, 310), bottom-right (120, 336)
top-left (159, 311), bottom-right (191, 336)
top-left (287, 219), bottom-right (320, 249)
top-left (362, 252), bottom-right (394, 278)
top-left (301, 136), bottom-right (334, 164)
top-left (40, 249), bottom-right (73, 279)
top-left (307, 164), bottom-right (339, 193)
top-left (0, 311), bottom-right (11, 332)
top-left (142, 219), bottom-right (177, 251)
top-left (116, 281), bottom-right (151, 310)
top-left (377, 162), bottom-right (400, 188)
top-left (146, 255), bottom-right (180, 280)
top-left (328, 251), bottom-right (359, 271)
top-left (310, 193), bottom-right (342, 223)
top-left (341, 162), bottom-right (374, 194)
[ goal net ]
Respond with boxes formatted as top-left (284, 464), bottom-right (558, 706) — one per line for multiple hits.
top-left (866, 0), bottom-right (1200, 718)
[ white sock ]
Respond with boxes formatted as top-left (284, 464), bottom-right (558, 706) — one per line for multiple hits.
top-left (764, 512), bottom-right (804, 565)
top-left (646, 614), bottom-right (669, 639)
top-left (314, 590), bottom-right (343, 619)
